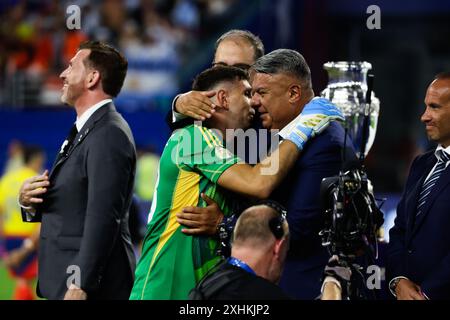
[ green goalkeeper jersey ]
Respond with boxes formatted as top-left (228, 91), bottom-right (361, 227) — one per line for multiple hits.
top-left (130, 124), bottom-right (240, 300)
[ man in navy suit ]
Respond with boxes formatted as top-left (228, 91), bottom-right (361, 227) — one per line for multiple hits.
top-left (250, 49), bottom-right (355, 299)
top-left (387, 72), bottom-right (450, 300)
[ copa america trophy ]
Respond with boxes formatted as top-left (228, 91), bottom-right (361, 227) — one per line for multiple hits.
top-left (321, 61), bottom-right (380, 158)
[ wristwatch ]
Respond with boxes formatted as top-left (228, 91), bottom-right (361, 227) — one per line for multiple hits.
top-left (389, 277), bottom-right (404, 296)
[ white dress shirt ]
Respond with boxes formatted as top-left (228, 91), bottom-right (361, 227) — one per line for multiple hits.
top-left (423, 144), bottom-right (450, 182)
top-left (76, 99), bottom-right (112, 131)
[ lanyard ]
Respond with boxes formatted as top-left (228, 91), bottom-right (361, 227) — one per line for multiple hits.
top-left (227, 257), bottom-right (256, 276)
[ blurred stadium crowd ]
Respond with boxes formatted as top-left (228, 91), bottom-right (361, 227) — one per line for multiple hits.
top-left (0, 0), bottom-right (244, 109)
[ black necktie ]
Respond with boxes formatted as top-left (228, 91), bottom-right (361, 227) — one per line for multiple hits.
top-left (61, 125), bottom-right (78, 157)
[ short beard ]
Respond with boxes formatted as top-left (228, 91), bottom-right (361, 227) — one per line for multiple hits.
top-left (61, 84), bottom-right (82, 106)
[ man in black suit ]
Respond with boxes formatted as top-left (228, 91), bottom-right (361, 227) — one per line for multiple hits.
top-left (18, 41), bottom-right (136, 300)
top-left (387, 72), bottom-right (450, 300)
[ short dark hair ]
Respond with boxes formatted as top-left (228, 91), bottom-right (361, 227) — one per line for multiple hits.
top-left (23, 145), bottom-right (44, 165)
top-left (215, 29), bottom-right (265, 61)
top-left (192, 65), bottom-right (249, 91)
top-left (78, 40), bottom-right (128, 97)
top-left (252, 49), bottom-right (312, 89)
top-left (435, 71), bottom-right (450, 81)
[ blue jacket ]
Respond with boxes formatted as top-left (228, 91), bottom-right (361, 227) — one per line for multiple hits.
top-left (387, 150), bottom-right (450, 299)
top-left (274, 121), bottom-right (355, 299)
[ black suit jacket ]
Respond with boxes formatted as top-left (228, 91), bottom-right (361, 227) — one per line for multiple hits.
top-left (22, 102), bottom-right (136, 300)
top-left (387, 150), bottom-right (450, 299)
top-left (165, 108), bottom-right (194, 132)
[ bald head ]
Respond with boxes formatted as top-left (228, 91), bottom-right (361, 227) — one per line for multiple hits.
top-left (213, 30), bottom-right (264, 70)
top-left (231, 204), bottom-right (290, 283)
top-left (232, 205), bottom-right (289, 249)
top-left (421, 72), bottom-right (450, 147)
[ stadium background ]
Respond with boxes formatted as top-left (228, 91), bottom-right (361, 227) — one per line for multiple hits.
top-left (1, 0), bottom-right (450, 299)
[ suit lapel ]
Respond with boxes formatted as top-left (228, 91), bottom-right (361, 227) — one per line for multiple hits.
top-left (49, 125), bottom-right (77, 176)
top-left (412, 164), bottom-right (450, 236)
top-left (49, 103), bottom-right (114, 179)
top-left (51, 146), bottom-right (67, 172)
top-left (405, 153), bottom-right (436, 242)
top-left (404, 175), bottom-right (423, 237)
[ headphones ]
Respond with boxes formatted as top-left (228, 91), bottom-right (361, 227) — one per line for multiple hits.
top-left (259, 200), bottom-right (287, 240)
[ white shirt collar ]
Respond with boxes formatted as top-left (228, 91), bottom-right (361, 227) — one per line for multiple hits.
top-left (435, 144), bottom-right (450, 162)
top-left (75, 99), bottom-right (112, 132)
